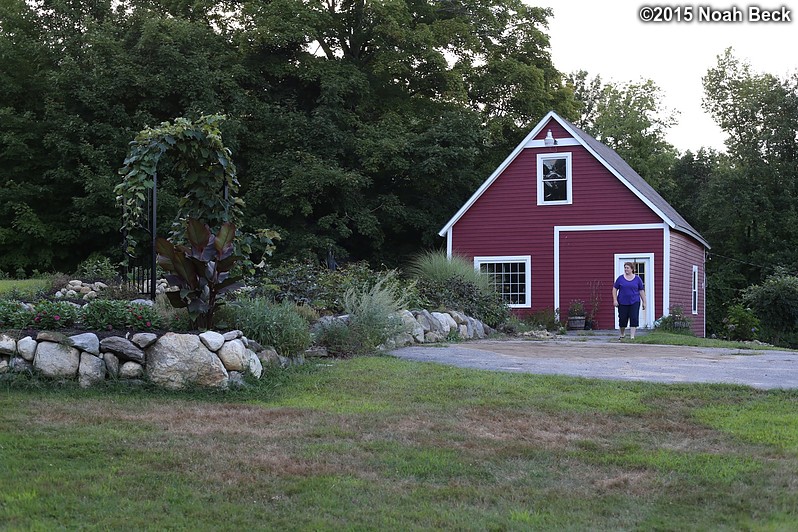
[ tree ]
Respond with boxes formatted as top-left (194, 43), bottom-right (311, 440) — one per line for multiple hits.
top-left (567, 71), bottom-right (678, 194)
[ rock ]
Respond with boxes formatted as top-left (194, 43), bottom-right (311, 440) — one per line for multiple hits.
top-left (217, 339), bottom-right (249, 372)
top-left (399, 310), bottom-right (424, 343)
top-left (0, 358), bottom-right (8, 373)
top-left (223, 330), bottom-right (243, 341)
top-left (130, 333), bottom-right (158, 349)
top-left (199, 331), bottom-right (225, 352)
top-left (258, 347), bottom-right (280, 367)
top-left (70, 333), bottom-right (100, 355)
top-left (0, 334), bottom-right (16, 356)
top-left (431, 311), bottom-right (454, 335)
top-left (79, 353), bottom-right (106, 388)
top-left (100, 336), bottom-right (145, 364)
top-left (304, 346), bottom-right (330, 358)
top-left (34, 341), bottom-right (80, 378)
top-left (146, 333), bottom-right (228, 390)
top-left (104, 352), bottom-right (120, 378)
top-left (36, 331), bottom-right (68, 343)
top-left (10, 357), bottom-right (33, 373)
top-left (119, 361), bottom-right (144, 379)
top-left (248, 351), bottom-right (263, 379)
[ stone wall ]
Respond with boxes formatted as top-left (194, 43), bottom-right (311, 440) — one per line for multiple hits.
top-left (0, 308), bottom-right (496, 389)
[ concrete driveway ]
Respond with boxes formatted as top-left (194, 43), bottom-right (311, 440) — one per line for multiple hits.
top-left (389, 338), bottom-right (798, 389)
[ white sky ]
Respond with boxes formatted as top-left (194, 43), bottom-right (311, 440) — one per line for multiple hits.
top-left (531, 0), bottom-right (798, 153)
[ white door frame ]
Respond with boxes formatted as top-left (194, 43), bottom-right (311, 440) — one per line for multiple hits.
top-left (614, 253), bottom-right (654, 329)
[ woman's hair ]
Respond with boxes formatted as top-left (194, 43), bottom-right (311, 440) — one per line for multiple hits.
top-left (623, 261), bottom-right (634, 270)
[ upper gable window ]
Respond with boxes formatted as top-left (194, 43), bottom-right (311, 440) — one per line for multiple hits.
top-left (537, 152), bottom-right (572, 205)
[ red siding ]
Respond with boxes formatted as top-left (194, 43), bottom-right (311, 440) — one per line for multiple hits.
top-left (533, 119), bottom-right (571, 141)
top-left (670, 231), bottom-right (706, 336)
top-left (451, 141), bottom-right (662, 318)
top-left (559, 229), bottom-right (663, 330)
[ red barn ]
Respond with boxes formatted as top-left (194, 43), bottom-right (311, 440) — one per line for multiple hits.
top-left (439, 111), bottom-right (710, 336)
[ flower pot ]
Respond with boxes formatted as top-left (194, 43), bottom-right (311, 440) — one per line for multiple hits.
top-left (567, 316), bottom-right (586, 330)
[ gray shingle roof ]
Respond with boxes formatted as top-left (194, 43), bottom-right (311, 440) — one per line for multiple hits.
top-left (559, 116), bottom-right (710, 248)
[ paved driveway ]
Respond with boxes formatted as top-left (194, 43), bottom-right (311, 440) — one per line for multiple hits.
top-left (389, 339), bottom-right (798, 389)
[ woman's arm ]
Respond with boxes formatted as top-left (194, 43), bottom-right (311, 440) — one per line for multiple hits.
top-left (612, 287), bottom-right (619, 307)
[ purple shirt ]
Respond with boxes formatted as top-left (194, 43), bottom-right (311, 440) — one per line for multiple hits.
top-left (614, 275), bottom-right (644, 305)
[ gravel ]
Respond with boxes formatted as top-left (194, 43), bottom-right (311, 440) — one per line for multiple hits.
top-left (388, 338), bottom-right (798, 389)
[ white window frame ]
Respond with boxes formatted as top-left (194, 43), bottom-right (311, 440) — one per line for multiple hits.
top-left (537, 152), bottom-right (572, 205)
top-left (692, 265), bottom-right (699, 315)
top-left (474, 255), bottom-right (532, 308)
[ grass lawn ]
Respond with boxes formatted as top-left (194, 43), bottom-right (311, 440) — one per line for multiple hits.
top-left (0, 278), bottom-right (50, 298)
top-left (2, 356), bottom-right (798, 530)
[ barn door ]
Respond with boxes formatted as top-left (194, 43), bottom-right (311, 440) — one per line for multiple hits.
top-left (614, 254), bottom-right (654, 329)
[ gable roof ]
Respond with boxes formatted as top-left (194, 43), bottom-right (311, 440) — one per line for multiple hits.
top-left (438, 111), bottom-right (710, 248)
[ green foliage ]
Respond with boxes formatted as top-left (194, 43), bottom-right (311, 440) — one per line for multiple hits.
top-left (231, 298), bottom-right (312, 357)
top-left (654, 305), bottom-right (694, 335)
top-left (259, 260), bottom-right (419, 315)
top-left (408, 251), bottom-right (509, 328)
top-left (156, 219), bottom-right (243, 330)
top-left (342, 273), bottom-right (411, 354)
top-left (314, 319), bottom-right (356, 358)
top-left (80, 300), bottom-right (161, 331)
top-left (0, 300), bottom-right (34, 329)
top-left (568, 299), bottom-right (585, 317)
top-left (743, 271), bottom-right (798, 346)
top-left (32, 300), bottom-right (79, 329)
top-left (75, 255), bottom-right (118, 281)
top-left (524, 308), bottom-right (562, 332)
top-left (722, 304), bottom-right (760, 342)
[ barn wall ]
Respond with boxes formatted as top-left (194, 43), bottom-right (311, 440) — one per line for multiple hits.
top-left (669, 231), bottom-right (706, 337)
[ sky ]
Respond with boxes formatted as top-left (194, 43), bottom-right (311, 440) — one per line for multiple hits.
top-left (531, 0), bottom-right (798, 153)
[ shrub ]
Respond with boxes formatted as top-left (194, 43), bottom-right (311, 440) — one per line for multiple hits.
top-left (314, 319), bottom-right (356, 357)
top-left (32, 300), bottom-right (79, 329)
top-left (722, 304), bottom-right (760, 341)
top-left (0, 300), bottom-right (34, 329)
top-left (81, 300), bottom-right (129, 330)
top-left (654, 305), bottom-right (693, 335)
top-left (75, 255), bottom-right (118, 281)
top-left (742, 270), bottom-right (798, 346)
top-left (524, 308), bottom-right (562, 332)
top-left (231, 297), bottom-right (312, 357)
top-left (343, 272), bottom-right (410, 354)
top-left (408, 251), bottom-right (509, 328)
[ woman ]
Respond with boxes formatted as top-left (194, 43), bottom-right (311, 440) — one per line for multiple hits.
top-left (613, 262), bottom-right (646, 340)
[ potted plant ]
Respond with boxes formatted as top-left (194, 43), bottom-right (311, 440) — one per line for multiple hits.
top-left (567, 299), bottom-right (586, 330)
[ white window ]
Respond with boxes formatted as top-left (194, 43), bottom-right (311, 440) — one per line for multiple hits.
top-left (474, 255), bottom-right (531, 308)
top-left (692, 265), bottom-right (699, 314)
top-left (537, 152), bottom-right (572, 205)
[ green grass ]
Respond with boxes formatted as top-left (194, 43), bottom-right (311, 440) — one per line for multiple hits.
top-left (0, 278), bottom-right (50, 297)
top-left (3, 357), bottom-right (798, 530)
top-left (633, 330), bottom-right (793, 351)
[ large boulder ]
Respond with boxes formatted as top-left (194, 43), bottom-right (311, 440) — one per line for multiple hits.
top-left (146, 333), bottom-right (228, 390)
top-left (34, 341), bottom-right (81, 378)
top-left (217, 339), bottom-right (249, 372)
top-left (79, 353), bottom-right (106, 388)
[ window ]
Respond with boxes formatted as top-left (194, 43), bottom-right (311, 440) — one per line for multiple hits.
top-left (474, 256), bottom-right (531, 308)
top-left (537, 152), bottom-right (572, 205)
top-left (692, 265), bottom-right (699, 314)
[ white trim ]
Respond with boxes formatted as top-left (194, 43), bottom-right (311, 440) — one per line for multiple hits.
top-left (553, 224), bottom-right (666, 316)
top-left (614, 253), bottom-right (655, 329)
top-left (446, 228), bottom-right (452, 258)
top-left (525, 138), bottom-right (581, 148)
top-left (663, 225), bottom-right (671, 317)
top-left (537, 152), bottom-right (572, 206)
top-left (437, 110), bottom-right (685, 237)
top-left (474, 255), bottom-right (532, 308)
